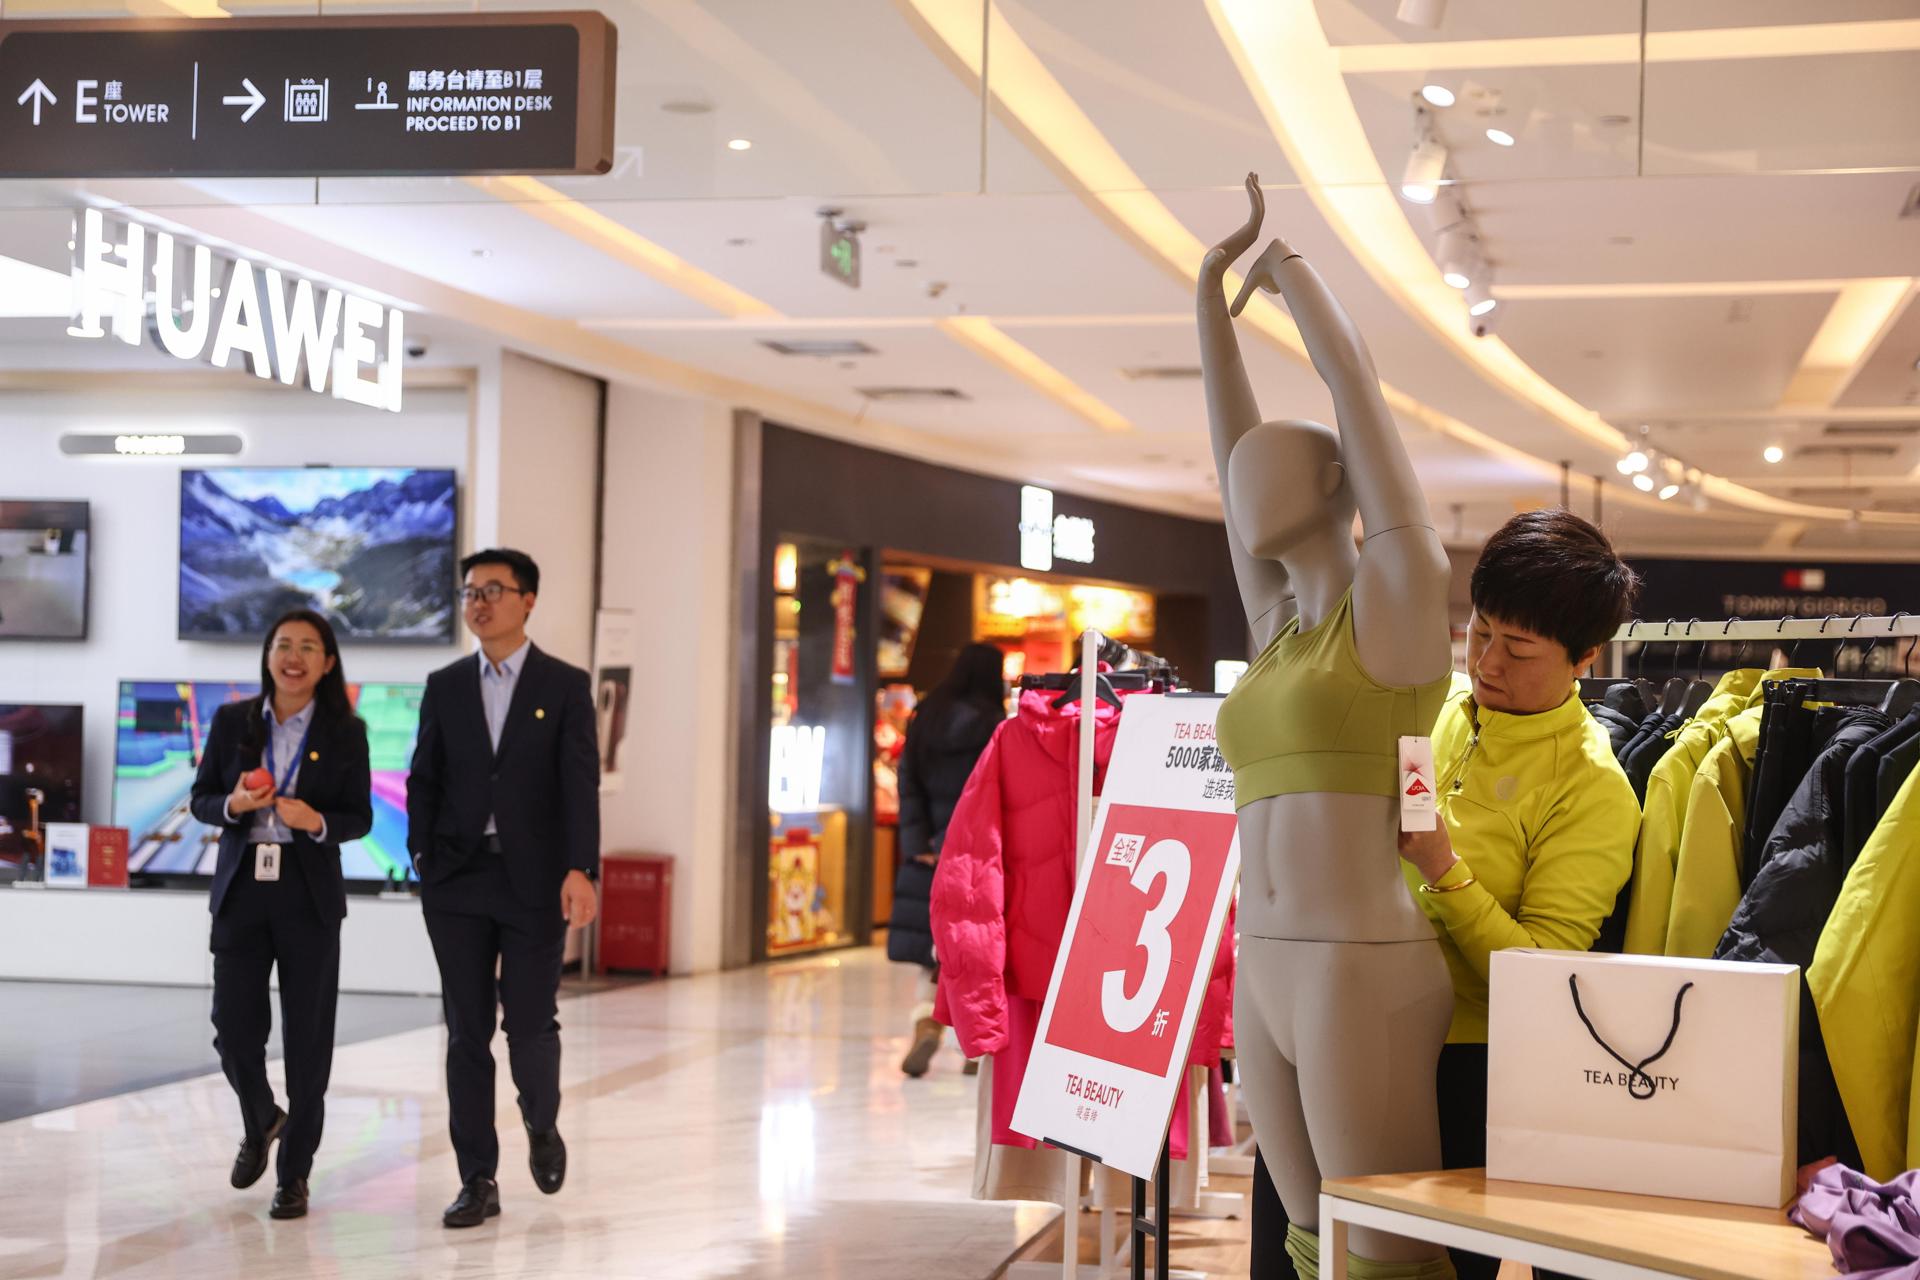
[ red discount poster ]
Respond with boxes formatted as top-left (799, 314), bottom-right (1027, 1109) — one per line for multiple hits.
top-left (828, 553), bottom-right (864, 686)
top-left (1011, 693), bottom-right (1240, 1179)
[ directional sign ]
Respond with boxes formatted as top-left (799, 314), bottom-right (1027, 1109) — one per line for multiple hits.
top-left (0, 12), bottom-right (616, 178)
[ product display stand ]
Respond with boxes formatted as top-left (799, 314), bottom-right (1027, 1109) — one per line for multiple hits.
top-left (1317, 1169), bottom-right (1832, 1280)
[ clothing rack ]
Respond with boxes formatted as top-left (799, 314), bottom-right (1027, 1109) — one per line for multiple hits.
top-left (1609, 613), bottom-right (1920, 675)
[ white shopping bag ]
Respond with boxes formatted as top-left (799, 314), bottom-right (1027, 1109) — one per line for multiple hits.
top-left (1487, 949), bottom-right (1797, 1209)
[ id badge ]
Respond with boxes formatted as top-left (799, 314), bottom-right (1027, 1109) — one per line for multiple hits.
top-left (255, 843), bottom-right (282, 882)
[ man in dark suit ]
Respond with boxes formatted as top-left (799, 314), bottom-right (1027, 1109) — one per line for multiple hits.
top-left (407, 548), bottom-right (600, 1228)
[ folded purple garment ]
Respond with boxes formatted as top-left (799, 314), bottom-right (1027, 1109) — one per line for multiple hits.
top-left (1790, 1165), bottom-right (1920, 1279)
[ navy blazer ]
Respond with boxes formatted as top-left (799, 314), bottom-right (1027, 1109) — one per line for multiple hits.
top-left (190, 698), bottom-right (373, 923)
top-left (405, 644), bottom-right (601, 911)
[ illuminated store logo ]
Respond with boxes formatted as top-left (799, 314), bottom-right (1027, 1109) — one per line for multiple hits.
top-left (769, 724), bottom-right (827, 813)
top-left (68, 208), bottom-right (405, 413)
top-left (1018, 485), bottom-right (1096, 571)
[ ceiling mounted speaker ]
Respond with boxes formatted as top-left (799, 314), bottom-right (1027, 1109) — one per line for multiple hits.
top-left (1396, 0), bottom-right (1447, 29)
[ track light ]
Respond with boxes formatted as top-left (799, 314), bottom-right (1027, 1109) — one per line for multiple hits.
top-left (1464, 276), bottom-right (1497, 317)
top-left (1420, 84), bottom-right (1456, 108)
top-left (1633, 473), bottom-right (1656, 493)
top-left (1396, 0), bottom-right (1446, 29)
top-left (1437, 226), bottom-right (1476, 289)
top-left (1402, 136), bottom-right (1447, 204)
top-left (1658, 483), bottom-right (1681, 501)
top-left (1616, 450), bottom-right (1648, 476)
top-left (1763, 444), bottom-right (1785, 464)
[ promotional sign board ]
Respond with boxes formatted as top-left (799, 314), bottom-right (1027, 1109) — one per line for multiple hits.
top-left (0, 11), bottom-right (616, 178)
top-left (1011, 693), bottom-right (1239, 1179)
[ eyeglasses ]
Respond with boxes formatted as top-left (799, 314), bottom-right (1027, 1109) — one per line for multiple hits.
top-left (271, 638), bottom-right (325, 656)
top-left (461, 583), bottom-right (529, 605)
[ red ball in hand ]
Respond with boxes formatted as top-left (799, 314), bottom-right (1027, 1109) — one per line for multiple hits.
top-left (242, 767), bottom-right (274, 793)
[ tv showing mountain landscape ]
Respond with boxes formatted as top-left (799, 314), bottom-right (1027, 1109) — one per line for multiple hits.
top-left (179, 467), bottom-right (456, 642)
top-left (114, 679), bottom-right (424, 883)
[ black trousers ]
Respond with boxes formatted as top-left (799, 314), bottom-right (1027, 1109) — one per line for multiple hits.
top-left (424, 854), bottom-right (568, 1184)
top-left (209, 857), bottom-right (340, 1184)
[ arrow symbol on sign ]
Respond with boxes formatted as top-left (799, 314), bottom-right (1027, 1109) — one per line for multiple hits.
top-left (222, 77), bottom-right (265, 123)
top-left (16, 79), bottom-right (56, 125)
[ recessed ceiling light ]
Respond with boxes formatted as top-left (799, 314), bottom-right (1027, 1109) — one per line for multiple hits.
top-left (727, 138), bottom-right (752, 152)
top-left (1486, 128), bottom-right (1516, 147)
top-left (1763, 445), bottom-right (1785, 464)
top-left (1420, 85), bottom-right (1456, 108)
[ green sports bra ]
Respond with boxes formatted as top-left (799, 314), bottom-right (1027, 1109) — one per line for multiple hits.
top-left (1216, 587), bottom-right (1451, 809)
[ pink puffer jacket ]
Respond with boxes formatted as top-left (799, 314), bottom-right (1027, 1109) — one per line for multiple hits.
top-left (932, 687), bottom-right (1121, 1056)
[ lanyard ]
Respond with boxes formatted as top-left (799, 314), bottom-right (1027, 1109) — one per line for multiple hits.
top-left (271, 717), bottom-right (316, 797)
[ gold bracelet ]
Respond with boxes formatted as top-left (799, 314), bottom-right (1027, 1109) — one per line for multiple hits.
top-left (1419, 868), bottom-right (1477, 894)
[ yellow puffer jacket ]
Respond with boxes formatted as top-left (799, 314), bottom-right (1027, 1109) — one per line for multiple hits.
top-left (1808, 764), bottom-right (1920, 1182)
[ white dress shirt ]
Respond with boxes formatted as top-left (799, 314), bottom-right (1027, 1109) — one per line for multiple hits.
top-left (479, 639), bottom-right (531, 835)
top-left (226, 698), bottom-right (326, 844)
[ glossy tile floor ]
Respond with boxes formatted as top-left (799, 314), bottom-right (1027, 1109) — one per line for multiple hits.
top-left (0, 982), bottom-right (443, 1123)
top-left (0, 949), bottom-right (1055, 1279)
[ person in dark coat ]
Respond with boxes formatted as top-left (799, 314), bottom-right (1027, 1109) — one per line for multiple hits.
top-left (890, 642), bottom-right (1005, 1077)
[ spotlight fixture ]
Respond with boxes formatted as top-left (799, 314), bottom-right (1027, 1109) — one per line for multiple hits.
top-left (1658, 483), bottom-right (1681, 501)
top-left (1633, 473), bottom-right (1656, 493)
top-left (1464, 276), bottom-right (1497, 317)
top-left (1763, 444), bottom-right (1785, 464)
top-left (1616, 450), bottom-right (1649, 476)
top-left (1402, 138), bottom-right (1447, 203)
top-left (1486, 128), bottom-right (1516, 147)
top-left (1420, 84), bottom-right (1456, 108)
top-left (1436, 226), bottom-right (1476, 290)
top-left (1395, 0), bottom-right (1446, 30)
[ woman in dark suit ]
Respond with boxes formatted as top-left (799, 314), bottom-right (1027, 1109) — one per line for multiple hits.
top-left (190, 608), bottom-right (371, 1220)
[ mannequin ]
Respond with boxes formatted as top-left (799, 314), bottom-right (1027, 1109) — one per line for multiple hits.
top-left (1203, 175), bottom-right (1455, 1277)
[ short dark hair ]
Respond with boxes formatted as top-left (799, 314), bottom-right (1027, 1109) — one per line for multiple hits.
top-left (461, 547), bottom-right (540, 597)
top-left (1470, 509), bottom-right (1639, 661)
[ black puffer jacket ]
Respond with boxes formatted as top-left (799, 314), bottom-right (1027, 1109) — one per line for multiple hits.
top-left (1717, 705), bottom-right (1890, 1167)
top-left (886, 698), bottom-right (1000, 968)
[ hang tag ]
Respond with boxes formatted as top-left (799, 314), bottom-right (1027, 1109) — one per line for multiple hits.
top-left (255, 843), bottom-right (282, 882)
top-left (1399, 735), bottom-right (1437, 832)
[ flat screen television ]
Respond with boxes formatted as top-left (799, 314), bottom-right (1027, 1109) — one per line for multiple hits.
top-left (0, 704), bottom-right (83, 873)
top-left (114, 679), bottom-right (425, 883)
top-left (178, 467), bottom-right (457, 642)
top-left (0, 500), bottom-right (90, 640)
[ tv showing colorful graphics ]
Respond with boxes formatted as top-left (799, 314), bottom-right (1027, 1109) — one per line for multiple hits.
top-left (113, 680), bottom-right (424, 883)
top-left (179, 468), bottom-right (456, 642)
top-left (0, 500), bottom-right (90, 640)
top-left (0, 704), bottom-right (83, 871)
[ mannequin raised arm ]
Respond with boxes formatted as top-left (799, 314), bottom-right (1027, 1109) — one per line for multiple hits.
top-left (1231, 227), bottom-right (1450, 684)
top-left (1199, 174), bottom-right (1294, 645)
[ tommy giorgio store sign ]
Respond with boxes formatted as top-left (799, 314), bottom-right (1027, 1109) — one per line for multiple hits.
top-left (0, 12), bottom-right (616, 178)
top-left (70, 208), bottom-right (407, 413)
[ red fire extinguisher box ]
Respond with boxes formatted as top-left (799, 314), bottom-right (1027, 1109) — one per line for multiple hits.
top-left (597, 853), bottom-right (674, 976)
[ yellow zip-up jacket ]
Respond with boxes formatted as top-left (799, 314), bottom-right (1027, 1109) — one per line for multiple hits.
top-left (1661, 670), bottom-right (1825, 959)
top-left (1405, 675), bottom-right (1640, 1043)
top-left (1622, 669), bottom-right (1762, 955)
top-left (1808, 764), bottom-right (1920, 1181)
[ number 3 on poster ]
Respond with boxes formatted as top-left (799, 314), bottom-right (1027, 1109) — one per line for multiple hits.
top-left (1044, 803), bottom-right (1237, 1077)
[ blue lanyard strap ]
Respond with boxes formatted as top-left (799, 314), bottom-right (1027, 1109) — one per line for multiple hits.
top-left (271, 719), bottom-right (316, 797)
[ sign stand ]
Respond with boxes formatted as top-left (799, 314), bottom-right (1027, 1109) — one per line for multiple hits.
top-left (1010, 649), bottom-right (1234, 1280)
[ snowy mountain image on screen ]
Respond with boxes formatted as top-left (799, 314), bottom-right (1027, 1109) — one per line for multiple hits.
top-left (179, 468), bottom-right (456, 640)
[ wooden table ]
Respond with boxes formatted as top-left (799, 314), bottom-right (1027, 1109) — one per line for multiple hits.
top-left (1318, 1170), bottom-right (1836, 1280)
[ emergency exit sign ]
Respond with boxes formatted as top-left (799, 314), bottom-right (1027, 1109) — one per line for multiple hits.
top-left (0, 11), bottom-right (616, 178)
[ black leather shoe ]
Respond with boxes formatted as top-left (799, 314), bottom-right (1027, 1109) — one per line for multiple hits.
top-left (527, 1124), bottom-right (566, 1195)
top-left (442, 1177), bottom-right (501, 1228)
top-left (269, 1179), bottom-right (309, 1220)
top-left (231, 1108), bottom-right (287, 1189)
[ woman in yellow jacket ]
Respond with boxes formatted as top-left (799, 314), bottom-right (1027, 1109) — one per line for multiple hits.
top-left (1398, 510), bottom-right (1643, 1280)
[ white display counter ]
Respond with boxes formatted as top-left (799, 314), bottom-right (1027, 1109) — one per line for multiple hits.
top-left (0, 887), bottom-right (441, 996)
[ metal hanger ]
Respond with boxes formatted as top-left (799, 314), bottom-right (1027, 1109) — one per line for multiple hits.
top-left (1656, 619), bottom-right (1690, 716)
top-left (1680, 619), bottom-right (1714, 717)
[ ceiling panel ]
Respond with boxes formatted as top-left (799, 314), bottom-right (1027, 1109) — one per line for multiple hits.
top-left (1314, 0), bottom-right (1640, 47)
top-left (1644, 52), bottom-right (1920, 177)
top-left (1501, 293), bottom-right (1835, 416)
top-left (1837, 294), bottom-right (1920, 411)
